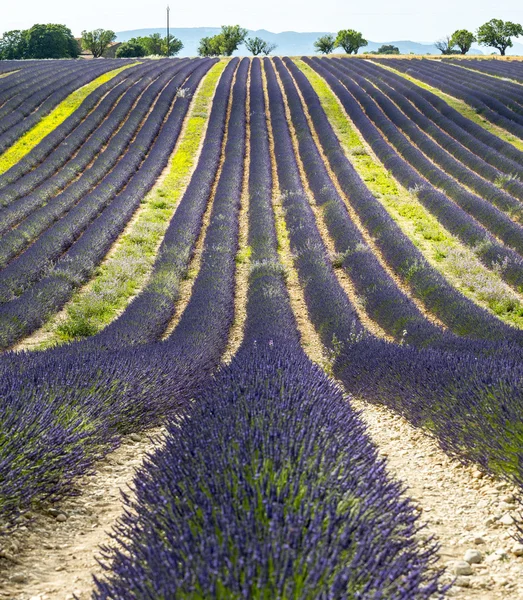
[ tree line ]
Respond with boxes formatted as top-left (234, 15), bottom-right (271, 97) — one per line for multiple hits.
top-left (314, 19), bottom-right (523, 56)
top-left (0, 19), bottom-right (521, 60)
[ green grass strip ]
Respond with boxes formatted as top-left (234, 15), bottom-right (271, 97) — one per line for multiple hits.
top-left (294, 58), bottom-right (523, 329)
top-left (371, 60), bottom-right (523, 152)
top-left (25, 60), bottom-right (228, 349)
top-left (0, 63), bottom-right (136, 175)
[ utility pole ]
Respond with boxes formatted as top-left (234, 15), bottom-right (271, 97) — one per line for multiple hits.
top-left (166, 5), bottom-right (170, 57)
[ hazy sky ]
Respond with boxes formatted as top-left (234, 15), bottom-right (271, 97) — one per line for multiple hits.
top-left (3, 0), bottom-right (523, 42)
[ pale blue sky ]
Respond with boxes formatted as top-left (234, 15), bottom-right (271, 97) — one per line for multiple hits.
top-left (3, 0), bottom-right (523, 43)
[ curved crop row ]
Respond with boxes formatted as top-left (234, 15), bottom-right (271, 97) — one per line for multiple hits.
top-left (94, 345), bottom-right (444, 600)
top-left (294, 58), bottom-right (523, 330)
top-left (0, 61), bottom-right (140, 181)
top-left (360, 60), bottom-right (523, 195)
top-left (0, 61), bottom-right (181, 261)
top-left (328, 59), bottom-right (523, 264)
top-left (0, 60), bottom-right (198, 298)
top-left (264, 58), bottom-right (364, 353)
top-left (289, 57), bottom-right (523, 347)
top-left (0, 60), bottom-right (123, 155)
top-left (344, 58), bottom-right (523, 208)
top-left (85, 58), bottom-right (237, 349)
top-left (0, 59), bottom-right (214, 350)
top-left (416, 59), bottom-right (523, 112)
top-left (26, 60), bottom-right (228, 348)
top-left (381, 58), bottom-right (523, 139)
top-left (0, 62), bottom-right (172, 232)
top-left (309, 58), bottom-right (523, 296)
top-left (163, 57), bottom-right (249, 368)
top-left (240, 58), bottom-right (300, 349)
top-left (450, 58), bottom-right (523, 83)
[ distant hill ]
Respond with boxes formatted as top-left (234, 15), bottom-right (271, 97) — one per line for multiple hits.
top-left (115, 27), bottom-right (496, 57)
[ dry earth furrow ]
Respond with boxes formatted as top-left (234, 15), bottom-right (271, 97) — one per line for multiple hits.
top-left (0, 431), bottom-right (164, 600)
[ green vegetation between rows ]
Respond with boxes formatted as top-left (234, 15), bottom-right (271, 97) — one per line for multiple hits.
top-left (375, 61), bottom-right (523, 152)
top-left (28, 60), bottom-right (228, 348)
top-left (0, 63), bottom-right (136, 175)
top-left (294, 58), bottom-right (523, 329)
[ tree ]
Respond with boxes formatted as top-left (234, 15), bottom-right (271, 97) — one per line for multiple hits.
top-left (198, 26), bottom-right (247, 57)
top-left (198, 36), bottom-right (221, 57)
top-left (25, 24), bottom-right (79, 59)
top-left (166, 36), bottom-right (183, 56)
top-left (449, 29), bottom-right (476, 54)
top-left (245, 37), bottom-right (277, 56)
top-left (128, 34), bottom-right (183, 57)
top-left (376, 44), bottom-right (400, 55)
top-left (262, 42), bottom-right (277, 56)
top-left (476, 18), bottom-right (523, 55)
top-left (314, 34), bottom-right (335, 54)
top-left (81, 29), bottom-right (116, 58)
top-left (434, 35), bottom-right (458, 55)
top-left (116, 41), bottom-right (146, 58)
top-left (0, 30), bottom-right (27, 60)
top-left (217, 25), bottom-right (248, 56)
top-left (335, 29), bottom-right (367, 54)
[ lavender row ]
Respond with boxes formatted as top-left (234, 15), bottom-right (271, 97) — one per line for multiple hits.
top-left (0, 60), bottom-right (72, 109)
top-left (264, 58), bottom-right (365, 351)
top-left (88, 59), bottom-right (237, 349)
top-left (446, 58), bottom-right (523, 83)
top-left (327, 59), bottom-right (523, 264)
top-left (372, 59), bottom-right (523, 169)
top-left (334, 336), bottom-right (523, 501)
top-left (291, 58), bottom-right (523, 347)
top-left (343, 58), bottom-right (523, 208)
top-left (0, 61), bottom-right (181, 247)
top-left (380, 58), bottom-right (523, 140)
top-left (0, 60), bottom-right (214, 350)
top-left (240, 58), bottom-right (301, 349)
top-left (391, 58), bottom-right (523, 119)
top-left (95, 345), bottom-right (444, 599)
top-left (359, 59), bottom-right (523, 196)
top-left (0, 61), bottom-right (161, 198)
top-left (163, 57), bottom-right (249, 368)
top-left (310, 58), bottom-right (523, 294)
top-left (0, 337), bottom-right (210, 528)
top-left (0, 60), bottom-right (198, 298)
top-left (413, 59), bottom-right (523, 112)
top-left (275, 58), bottom-right (453, 347)
top-left (0, 61), bottom-right (121, 155)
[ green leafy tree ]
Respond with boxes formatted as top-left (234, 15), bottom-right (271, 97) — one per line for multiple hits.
top-left (135, 33), bottom-right (163, 55)
top-left (376, 44), bottom-right (400, 55)
top-left (476, 18), bottom-right (523, 55)
top-left (245, 36), bottom-right (266, 55)
top-left (116, 41), bottom-right (146, 58)
top-left (166, 36), bottom-right (183, 56)
top-left (449, 29), bottom-right (476, 54)
top-left (0, 30), bottom-right (27, 60)
top-left (128, 34), bottom-right (183, 56)
top-left (25, 24), bottom-right (79, 59)
top-left (81, 29), bottom-right (116, 58)
top-left (314, 34), bottom-right (335, 54)
top-left (245, 37), bottom-right (277, 56)
top-left (335, 29), bottom-right (367, 54)
top-left (217, 25), bottom-right (248, 56)
top-left (198, 36), bottom-right (221, 57)
top-left (198, 26), bottom-right (246, 57)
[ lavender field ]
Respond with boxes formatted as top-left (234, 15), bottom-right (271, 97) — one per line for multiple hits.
top-left (1, 55), bottom-right (523, 598)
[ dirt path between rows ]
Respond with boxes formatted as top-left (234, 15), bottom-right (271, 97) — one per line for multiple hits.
top-left (352, 398), bottom-right (523, 598)
top-left (0, 431), bottom-right (163, 600)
